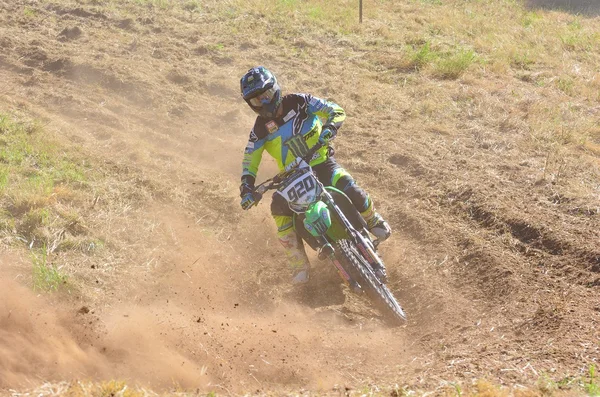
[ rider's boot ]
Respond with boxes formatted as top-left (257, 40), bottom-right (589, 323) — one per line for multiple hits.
top-left (360, 200), bottom-right (391, 282)
top-left (360, 199), bottom-right (392, 243)
top-left (278, 231), bottom-right (310, 284)
top-left (369, 214), bottom-right (392, 243)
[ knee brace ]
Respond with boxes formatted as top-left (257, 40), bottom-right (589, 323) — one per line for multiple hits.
top-left (332, 172), bottom-right (369, 212)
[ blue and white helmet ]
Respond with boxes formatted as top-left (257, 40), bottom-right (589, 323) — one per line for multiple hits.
top-left (240, 66), bottom-right (282, 119)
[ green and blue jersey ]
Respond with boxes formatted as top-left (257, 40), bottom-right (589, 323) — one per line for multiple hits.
top-left (241, 93), bottom-right (345, 186)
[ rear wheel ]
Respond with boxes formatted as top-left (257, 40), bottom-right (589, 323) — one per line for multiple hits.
top-left (335, 239), bottom-right (406, 325)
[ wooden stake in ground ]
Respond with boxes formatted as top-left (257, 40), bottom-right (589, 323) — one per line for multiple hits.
top-left (360, 0), bottom-right (363, 23)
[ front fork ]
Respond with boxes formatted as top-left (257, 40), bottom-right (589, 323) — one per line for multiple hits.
top-left (313, 231), bottom-right (363, 293)
top-left (317, 230), bottom-right (386, 289)
top-left (302, 190), bottom-right (380, 290)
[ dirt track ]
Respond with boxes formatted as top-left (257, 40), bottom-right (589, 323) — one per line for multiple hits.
top-left (1, 0), bottom-right (599, 394)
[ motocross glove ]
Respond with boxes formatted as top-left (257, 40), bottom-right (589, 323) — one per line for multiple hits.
top-left (240, 193), bottom-right (256, 210)
top-left (239, 182), bottom-right (254, 198)
top-left (240, 183), bottom-right (262, 210)
top-left (318, 126), bottom-right (337, 145)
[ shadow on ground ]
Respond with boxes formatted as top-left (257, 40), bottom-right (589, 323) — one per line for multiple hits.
top-left (525, 0), bottom-right (600, 16)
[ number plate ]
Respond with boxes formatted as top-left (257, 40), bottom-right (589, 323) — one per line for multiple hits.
top-left (278, 169), bottom-right (322, 213)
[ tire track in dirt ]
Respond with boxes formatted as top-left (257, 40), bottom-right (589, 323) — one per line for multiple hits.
top-left (336, 121), bottom-right (600, 385)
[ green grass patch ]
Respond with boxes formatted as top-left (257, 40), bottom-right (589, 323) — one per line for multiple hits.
top-left (0, 113), bottom-right (88, 208)
top-left (409, 41), bottom-right (436, 70)
top-left (0, 113), bottom-right (102, 287)
top-left (0, 168), bottom-right (8, 190)
top-left (32, 247), bottom-right (68, 292)
top-left (585, 365), bottom-right (600, 396)
top-left (265, 0), bottom-right (357, 30)
top-left (521, 11), bottom-right (542, 28)
top-left (401, 42), bottom-right (477, 79)
top-left (434, 48), bottom-right (476, 79)
top-left (510, 50), bottom-right (536, 70)
top-left (307, 5), bottom-right (325, 21)
top-left (23, 7), bottom-right (37, 17)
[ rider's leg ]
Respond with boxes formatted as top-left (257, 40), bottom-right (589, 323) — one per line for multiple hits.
top-left (313, 159), bottom-right (392, 242)
top-left (271, 193), bottom-right (310, 284)
top-left (356, 195), bottom-right (392, 242)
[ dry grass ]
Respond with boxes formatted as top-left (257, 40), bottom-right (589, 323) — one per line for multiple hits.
top-left (8, 375), bottom-right (599, 397)
top-left (0, 111), bottom-right (183, 295)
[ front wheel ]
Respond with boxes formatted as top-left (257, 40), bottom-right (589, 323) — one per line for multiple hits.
top-left (335, 239), bottom-right (407, 325)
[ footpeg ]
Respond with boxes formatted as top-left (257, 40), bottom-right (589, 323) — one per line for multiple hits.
top-left (318, 243), bottom-right (335, 260)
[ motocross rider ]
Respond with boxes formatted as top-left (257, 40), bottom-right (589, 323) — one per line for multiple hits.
top-left (239, 66), bottom-right (392, 284)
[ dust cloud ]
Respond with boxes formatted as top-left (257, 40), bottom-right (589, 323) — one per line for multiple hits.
top-left (0, 277), bottom-right (105, 388)
top-left (0, 275), bottom-right (211, 390)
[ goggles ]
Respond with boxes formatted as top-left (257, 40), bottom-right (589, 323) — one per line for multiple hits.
top-left (248, 87), bottom-right (276, 107)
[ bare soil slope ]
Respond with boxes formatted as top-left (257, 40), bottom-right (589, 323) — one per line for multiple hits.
top-left (1, 0), bottom-right (599, 394)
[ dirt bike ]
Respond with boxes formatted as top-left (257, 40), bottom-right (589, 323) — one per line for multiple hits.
top-left (248, 144), bottom-right (407, 325)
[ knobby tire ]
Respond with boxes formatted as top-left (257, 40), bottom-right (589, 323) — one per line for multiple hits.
top-left (336, 239), bottom-right (407, 325)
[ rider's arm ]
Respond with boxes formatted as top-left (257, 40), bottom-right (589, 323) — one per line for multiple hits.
top-left (241, 128), bottom-right (265, 187)
top-left (306, 95), bottom-right (346, 132)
